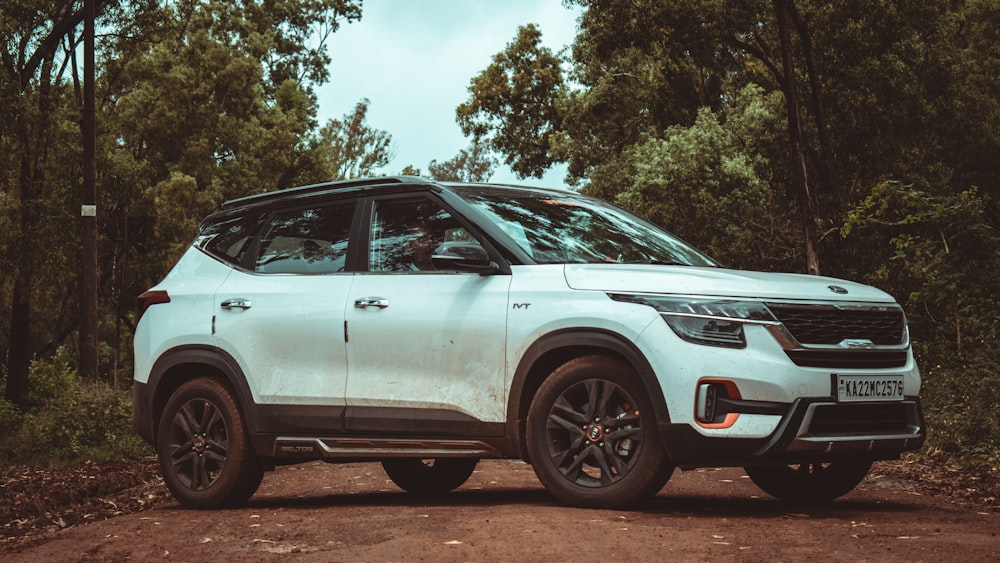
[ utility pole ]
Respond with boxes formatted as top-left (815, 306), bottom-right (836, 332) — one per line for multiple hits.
top-left (80, 0), bottom-right (99, 380)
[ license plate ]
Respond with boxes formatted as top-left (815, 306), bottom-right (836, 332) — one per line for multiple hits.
top-left (836, 374), bottom-right (905, 402)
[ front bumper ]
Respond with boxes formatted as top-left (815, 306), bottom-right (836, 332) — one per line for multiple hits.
top-left (660, 397), bottom-right (925, 468)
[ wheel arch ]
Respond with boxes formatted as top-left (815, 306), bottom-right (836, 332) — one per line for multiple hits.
top-left (506, 329), bottom-right (671, 459)
top-left (143, 345), bottom-right (256, 446)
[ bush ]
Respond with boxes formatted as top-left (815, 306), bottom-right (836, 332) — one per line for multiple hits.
top-left (0, 397), bottom-right (21, 432)
top-left (916, 344), bottom-right (1000, 467)
top-left (0, 356), bottom-right (149, 472)
top-left (25, 348), bottom-right (78, 409)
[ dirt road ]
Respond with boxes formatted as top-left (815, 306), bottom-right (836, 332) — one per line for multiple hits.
top-left (5, 459), bottom-right (998, 561)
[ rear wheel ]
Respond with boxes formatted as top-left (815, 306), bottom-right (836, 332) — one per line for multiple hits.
top-left (382, 458), bottom-right (479, 495)
top-left (526, 355), bottom-right (674, 508)
top-left (745, 460), bottom-right (873, 503)
top-left (156, 377), bottom-right (264, 509)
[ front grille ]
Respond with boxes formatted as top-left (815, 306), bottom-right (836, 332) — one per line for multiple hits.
top-left (807, 403), bottom-right (912, 435)
top-left (785, 350), bottom-right (908, 369)
top-left (767, 303), bottom-right (906, 346)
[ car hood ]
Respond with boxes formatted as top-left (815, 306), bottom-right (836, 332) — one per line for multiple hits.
top-left (563, 264), bottom-right (896, 303)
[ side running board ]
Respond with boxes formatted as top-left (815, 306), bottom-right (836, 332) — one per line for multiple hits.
top-left (273, 437), bottom-right (501, 460)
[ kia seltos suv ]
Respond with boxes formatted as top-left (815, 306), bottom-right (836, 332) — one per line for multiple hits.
top-left (133, 176), bottom-right (924, 508)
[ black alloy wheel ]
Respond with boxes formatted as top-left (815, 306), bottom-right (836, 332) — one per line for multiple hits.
top-left (381, 458), bottom-right (479, 495)
top-left (156, 377), bottom-right (264, 509)
top-left (745, 460), bottom-right (873, 503)
top-left (527, 355), bottom-right (673, 508)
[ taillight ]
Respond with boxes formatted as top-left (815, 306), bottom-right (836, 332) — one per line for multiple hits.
top-left (137, 290), bottom-right (171, 323)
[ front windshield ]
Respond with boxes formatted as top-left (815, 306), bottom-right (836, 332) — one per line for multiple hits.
top-left (456, 188), bottom-right (717, 267)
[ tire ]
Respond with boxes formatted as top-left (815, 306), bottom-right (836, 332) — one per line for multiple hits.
top-left (382, 458), bottom-right (479, 495)
top-left (156, 377), bottom-right (264, 509)
top-left (745, 460), bottom-right (873, 503)
top-left (526, 355), bottom-right (674, 508)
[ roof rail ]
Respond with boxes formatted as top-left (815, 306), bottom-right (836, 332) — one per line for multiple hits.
top-left (222, 176), bottom-right (428, 209)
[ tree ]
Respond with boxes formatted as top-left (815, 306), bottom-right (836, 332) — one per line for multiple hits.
top-left (1, 0), bottom-right (364, 400)
top-left (1, 0), bottom-right (108, 405)
top-left (771, 0), bottom-right (820, 274)
top-left (315, 99), bottom-right (394, 180)
top-left (843, 182), bottom-right (1000, 458)
top-left (844, 183), bottom-right (1000, 357)
top-left (612, 84), bottom-right (798, 269)
top-left (427, 140), bottom-right (496, 182)
top-left (457, 24), bottom-right (564, 179)
top-left (460, 0), bottom-right (999, 278)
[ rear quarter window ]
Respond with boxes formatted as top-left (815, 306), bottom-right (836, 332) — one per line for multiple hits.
top-left (197, 213), bottom-right (264, 266)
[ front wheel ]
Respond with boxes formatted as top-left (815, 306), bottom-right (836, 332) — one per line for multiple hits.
top-left (745, 460), bottom-right (873, 503)
top-left (526, 355), bottom-right (674, 508)
top-left (382, 458), bottom-right (479, 495)
top-left (156, 377), bottom-right (264, 509)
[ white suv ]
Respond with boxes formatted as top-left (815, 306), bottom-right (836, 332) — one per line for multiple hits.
top-left (133, 176), bottom-right (925, 509)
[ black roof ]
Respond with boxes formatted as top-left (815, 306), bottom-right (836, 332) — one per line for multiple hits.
top-left (220, 176), bottom-right (578, 212)
top-left (221, 176), bottom-right (430, 209)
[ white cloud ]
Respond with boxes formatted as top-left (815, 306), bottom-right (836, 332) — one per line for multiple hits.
top-left (316, 0), bottom-right (580, 185)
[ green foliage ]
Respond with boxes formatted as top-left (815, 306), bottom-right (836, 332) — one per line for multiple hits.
top-left (598, 84), bottom-right (798, 270)
top-left (428, 140), bottom-right (497, 182)
top-left (0, 357), bottom-right (148, 470)
top-left (844, 182), bottom-right (1000, 465)
top-left (844, 182), bottom-right (1000, 348)
top-left (316, 99), bottom-right (395, 180)
top-left (457, 24), bottom-right (565, 178)
top-left (917, 345), bottom-right (1000, 466)
top-left (0, 397), bottom-right (21, 434)
top-left (25, 348), bottom-right (78, 410)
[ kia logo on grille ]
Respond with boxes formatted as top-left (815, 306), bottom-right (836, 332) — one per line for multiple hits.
top-left (828, 285), bottom-right (849, 294)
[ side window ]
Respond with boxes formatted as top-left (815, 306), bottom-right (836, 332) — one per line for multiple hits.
top-left (369, 198), bottom-right (478, 272)
top-left (198, 213), bottom-right (263, 266)
top-left (255, 202), bottom-right (355, 274)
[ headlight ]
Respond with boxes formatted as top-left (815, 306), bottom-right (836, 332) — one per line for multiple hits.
top-left (608, 294), bottom-right (777, 348)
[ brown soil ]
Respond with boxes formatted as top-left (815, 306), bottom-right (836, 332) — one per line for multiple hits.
top-left (2, 455), bottom-right (997, 559)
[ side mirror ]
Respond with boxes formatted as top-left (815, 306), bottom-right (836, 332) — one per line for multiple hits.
top-left (431, 242), bottom-right (498, 274)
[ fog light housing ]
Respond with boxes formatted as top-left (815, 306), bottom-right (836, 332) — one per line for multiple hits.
top-left (695, 379), bottom-right (741, 427)
top-left (696, 383), bottom-right (718, 423)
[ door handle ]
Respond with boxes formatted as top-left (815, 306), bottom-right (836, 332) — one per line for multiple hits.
top-left (220, 298), bottom-right (252, 310)
top-left (354, 297), bottom-right (389, 309)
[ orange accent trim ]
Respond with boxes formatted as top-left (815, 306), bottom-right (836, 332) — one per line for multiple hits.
top-left (694, 378), bottom-right (742, 429)
top-left (697, 412), bottom-right (739, 429)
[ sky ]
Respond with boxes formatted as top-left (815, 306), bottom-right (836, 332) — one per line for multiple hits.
top-left (314, 0), bottom-right (582, 186)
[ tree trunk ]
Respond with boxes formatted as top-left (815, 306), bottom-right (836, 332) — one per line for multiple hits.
top-left (5, 56), bottom-right (55, 405)
top-left (5, 281), bottom-right (31, 406)
top-left (774, 0), bottom-right (821, 275)
top-left (789, 2), bottom-right (836, 197)
top-left (80, 0), bottom-right (100, 380)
